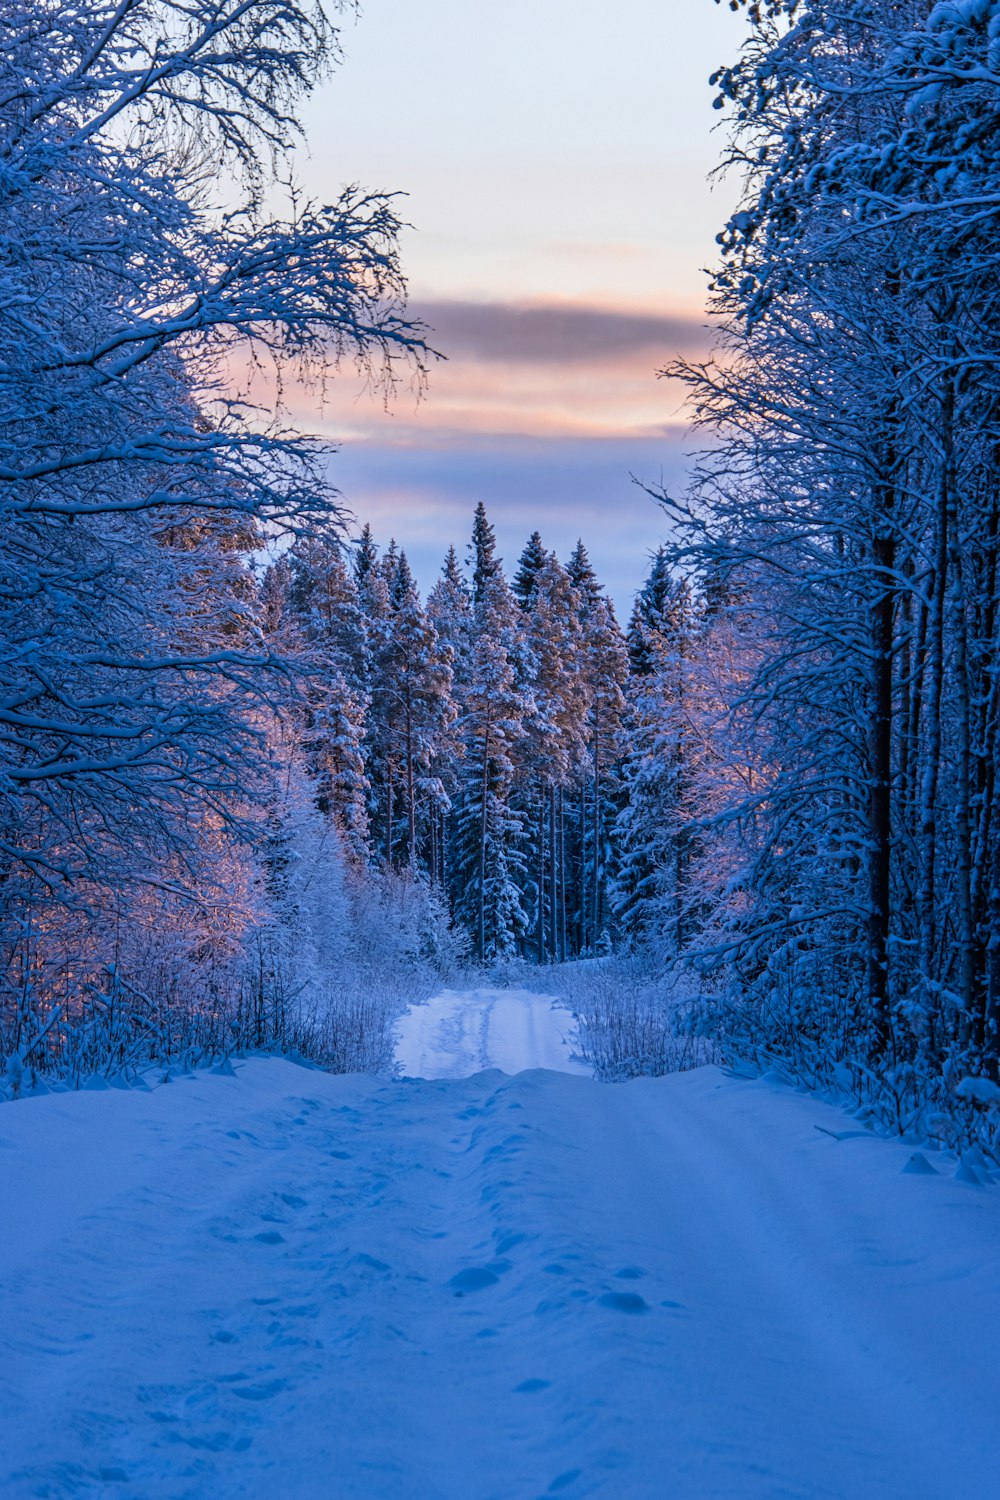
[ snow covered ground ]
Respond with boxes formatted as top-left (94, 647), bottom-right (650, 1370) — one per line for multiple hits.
top-left (394, 985), bottom-right (589, 1079)
top-left (2, 1008), bottom-right (1000, 1498)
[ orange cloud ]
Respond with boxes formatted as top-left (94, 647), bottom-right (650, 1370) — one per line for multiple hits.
top-left (256, 295), bottom-right (712, 447)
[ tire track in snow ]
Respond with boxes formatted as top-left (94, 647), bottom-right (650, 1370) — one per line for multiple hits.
top-left (393, 986), bottom-right (589, 1080)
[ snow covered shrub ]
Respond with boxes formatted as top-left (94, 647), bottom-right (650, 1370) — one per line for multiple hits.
top-left (544, 958), bottom-right (715, 1081)
top-left (252, 751), bottom-right (466, 1075)
top-left (0, 742), bottom-right (469, 1092)
top-left (349, 868), bottom-right (470, 979)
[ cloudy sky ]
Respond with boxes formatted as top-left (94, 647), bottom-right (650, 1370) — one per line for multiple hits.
top-left (289, 0), bottom-right (745, 613)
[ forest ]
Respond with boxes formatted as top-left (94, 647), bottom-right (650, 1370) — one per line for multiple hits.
top-left (7, 5), bottom-right (1000, 1497)
top-left (2, 0), bottom-right (1000, 1154)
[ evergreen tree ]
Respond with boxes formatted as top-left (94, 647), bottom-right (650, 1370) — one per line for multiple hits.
top-left (579, 598), bottom-right (628, 951)
top-left (427, 548), bottom-right (473, 891)
top-left (453, 572), bottom-right (531, 961)
top-left (392, 549), bottom-right (417, 610)
top-left (614, 562), bottom-right (698, 946)
top-left (567, 539), bottom-right (603, 612)
top-left (513, 531), bottom-right (551, 609)
top-left (378, 538), bottom-right (400, 589)
top-left (427, 546), bottom-right (472, 653)
top-left (361, 567), bottom-right (399, 864)
top-left (286, 534), bottom-right (369, 690)
top-left (469, 501), bottom-right (502, 604)
top-left (353, 523), bottom-right (379, 591)
top-left (520, 556), bottom-right (589, 961)
top-left (279, 535), bottom-right (372, 857)
top-left (364, 564), bottom-right (456, 873)
top-left (390, 576), bottom-right (457, 872)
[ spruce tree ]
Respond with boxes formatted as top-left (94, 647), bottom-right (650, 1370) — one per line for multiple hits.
top-left (614, 561), bottom-right (698, 946)
top-left (579, 598), bottom-right (628, 951)
top-left (353, 523), bottom-right (379, 591)
top-left (427, 548), bottom-right (473, 893)
top-left (567, 539), bottom-right (603, 612)
top-left (469, 502), bottom-right (502, 605)
top-left (453, 571), bottom-right (530, 961)
top-left (520, 556), bottom-right (589, 961)
top-left (279, 535), bottom-right (372, 856)
top-left (513, 531), bottom-right (551, 609)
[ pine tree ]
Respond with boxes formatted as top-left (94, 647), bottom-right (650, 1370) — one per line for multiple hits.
top-left (579, 598), bottom-right (628, 951)
top-left (453, 572), bottom-right (531, 961)
top-left (469, 502), bottom-right (502, 605)
top-left (392, 549), bottom-right (417, 610)
top-left (286, 534), bottom-right (369, 692)
top-left (520, 556), bottom-right (589, 961)
top-left (427, 547), bottom-right (473, 889)
top-left (614, 562), bottom-right (698, 947)
top-left (378, 538), bottom-right (400, 589)
top-left (353, 523), bottom-right (379, 591)
top-left (513, 531), bottom-right (551, 610)
top-left (360, 567), bottom-right (399, 864)
top-left (311, 672), bottom-right (371, 859)
top-left (427, 547), bottom-right (472, 659)
top-left (389, 576), bottom-right (457, 872)
top-left (567, 539), bottom-right (603, 612)
top-left (279, 535), bottom-right (372, 857)
top-left (364, 564), bottom-right (456, 873)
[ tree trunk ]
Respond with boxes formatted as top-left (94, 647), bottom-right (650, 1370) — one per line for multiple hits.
top-left (868, 503), bottom-right (895, 1056)
top-left (405, 688), bottom-right (416, 870)
top-left (536, 786), bottom-right (546, 965)
top-left (592, 734), bottom-right (602, 949)
top-left (478, 725), bottom-right (490, 964)
top-left (558, 784), bottom-right (567, 963)
top-left (918, 467), bottom-right (948, 1062)
top-left (551, 786), bottom-right (560, 960)
top-left (942, 379), bottom-right (975, 1043)
top-left (577, 783), bottom-right (587, 954)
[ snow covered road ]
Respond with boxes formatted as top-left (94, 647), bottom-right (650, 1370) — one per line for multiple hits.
top-left (394, 986), bottom-right (589, 1079)
top-left (3, 1049), bottom-right (1000, 1498)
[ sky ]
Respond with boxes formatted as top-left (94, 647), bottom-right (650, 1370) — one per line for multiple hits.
top-left (286, 0), bottom-right (746, 614)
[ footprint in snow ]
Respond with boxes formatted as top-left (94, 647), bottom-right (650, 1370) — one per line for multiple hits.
top-left (496, 1231), bottom-right (530, 1254)
top-left (548, 1470), bottom-right (582, 1492)
top-left (352, 1253), bottom-right (392, 1275)
top-left (598, 1291), bottom-right (648, 1314)
top-left (232, 1377), bottom-right (288, 1402)
top-left (450, 1267), bottom-right (500, 1295)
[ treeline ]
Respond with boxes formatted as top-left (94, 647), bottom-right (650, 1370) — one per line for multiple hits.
top-left (641, 0), bottom-right (1000, 1114)
top-left (267, 507), bottom-right (706, 964)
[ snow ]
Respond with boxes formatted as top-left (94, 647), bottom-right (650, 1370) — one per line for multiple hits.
top-left (956, 1074), bottom-right (1000, 1107)
top-left (3, 1027), bottom-right (1000, 1497)
top-left (393, 985), bottom-right (590, 1079)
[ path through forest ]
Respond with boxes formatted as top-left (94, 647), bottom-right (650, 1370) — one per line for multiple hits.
top-left (2, 992), bottom-right (999, 1498)
top-left (394, 985), bottom-right (589, 1079)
